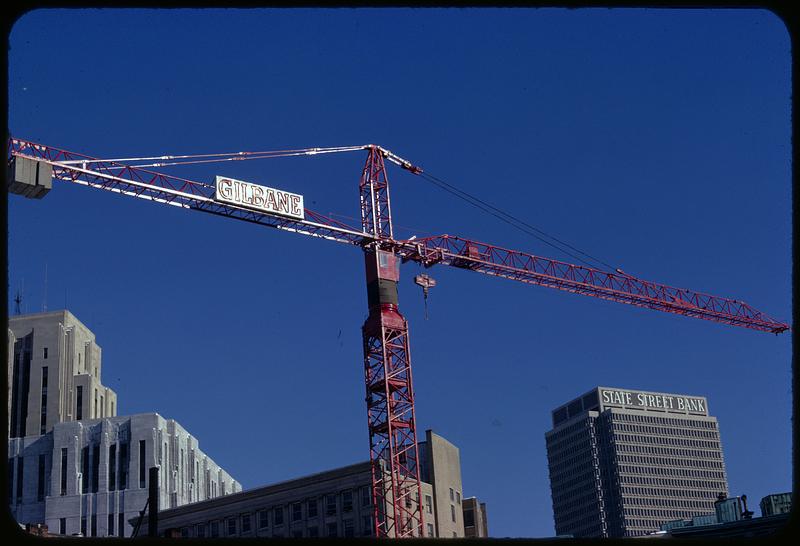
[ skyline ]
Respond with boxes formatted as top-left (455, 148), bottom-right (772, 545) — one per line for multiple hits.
top-left (7, 8), bottom-right (791, 537)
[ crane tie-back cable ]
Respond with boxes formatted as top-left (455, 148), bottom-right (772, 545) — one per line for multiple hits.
top-left (416, 170), bottom-right (620, 272)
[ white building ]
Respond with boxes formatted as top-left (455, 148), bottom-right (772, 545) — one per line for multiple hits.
top-left (7, 310), bottom-right (240, 537)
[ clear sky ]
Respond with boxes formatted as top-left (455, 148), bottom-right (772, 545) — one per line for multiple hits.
top-left (7, 8), bottom-right (791, 538)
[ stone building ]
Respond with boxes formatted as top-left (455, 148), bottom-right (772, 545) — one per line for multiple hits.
top-left (7, 310), bottom-right (240, 537)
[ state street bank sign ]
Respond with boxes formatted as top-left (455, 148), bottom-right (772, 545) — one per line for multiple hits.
top-left (599, 387), bottom-right (708, 415)
top-left (215, 176), bottom-right (304, 220)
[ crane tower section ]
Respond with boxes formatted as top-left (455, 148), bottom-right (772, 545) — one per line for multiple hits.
top-left (360, 148), bottom-right (424, 538)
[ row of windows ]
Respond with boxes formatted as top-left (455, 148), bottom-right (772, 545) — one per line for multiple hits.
top-left (623, 496), bottom-right (714, 510)
top-left (615, 442), bottom-right (722, 460)
top-left (186, 513), bottom-right (373, 539)
top-left (617, 464), bottom-right (725, 480)
top-left (616, 454), bottom-right (724, 470)
top-left (611, 423), bottom-right (719, 439)
top-left (620, 477), bottom-right (727, 492)
top-left (615, 433), bottom-right (721, 450)
top-left (611, 413), bottom-right (716, 429)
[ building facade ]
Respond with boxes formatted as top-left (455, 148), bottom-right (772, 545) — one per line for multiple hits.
top-left (8, 310), bottom-right (117, 438)
top-left (545, 386), bottom-right (729, 538)
top-left (7, 310), bottom-right (240, 537)
top-left (142, 430), bottom-right (474, 539)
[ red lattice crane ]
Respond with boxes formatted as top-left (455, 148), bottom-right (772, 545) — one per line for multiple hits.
top-left (7, 137), bottom-right (789, 538)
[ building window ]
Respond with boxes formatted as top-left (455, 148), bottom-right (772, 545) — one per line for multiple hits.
top-left (15, 457), bottom-right (24, 503)
top-left (326, 494), bottom-right (337, 516)
top-left (427, 523), bottom-right (434, 537)
top-left (119, 513), bottom-right (125, 537)
top-left (464, 508), bottom-right (475, 527)
top-left (40, 366), bottom-right (48, 434)
top-left (425, 494), bottom-right (433, 514)
top-left (119, 443), bottom-right (128, 490)
top-left (94, 389), bottom-right (98, 418)
top-left (362, 515), bottom-right (372, 537)
top-left (451, 504), bottom-right (456, 522)
top-left (59, 518), bottom-right (66, 535)
top-left (307, 498), bottom-right (318, 518)
top-left (227, 517), bottom-right (236, 536)
top-left (449, 487), bottom-right (454, 501)
top-left (327, 522), bottom-right (338, 537)
top-left (274, 506), bottom-right (284, 525)
top-left (76, 386), bottom-right (83, 420)
top-left (81, 517), bottom-right (87, 537)
top-left (196, 523), bottom-right (206, 538)
top-left (43, 347), bottom-right (48, 359)
top-left (108, 514), bottom-right (115, 537)
top-left (91, 514), bottom-right (97, 537)
top-left (92, 445), bottom-right (100, 493)
top-left (308, 526), bottom-right (318, 537)
top-left (361, 485), bottom-right (371, 507)
top-left (453, 531), bottom-right (458, 538)
top-left (60, 448), bottom-right (68, 496)
top-left (180, 527), bottom-right (189, 538)
top-left (258, 509), bottom-right (269, 529)
top-left (109, 444), bottom-right (116, 491)
top-left (81, 446), bottom-right (89, 494)
top-left (241, 513), bottom-right (251, 533)
top-left (342, 489), bottom-right (353, 512)
top-left (210, 521), bottom-right (220, 538)
top-left (456, 491), bottom-right (461, 504)
top-left (139, 440), bottom-right (146, 488)
top-left (292, 502), bottom-right (302, 521)
top-left (37, 454), bottom-right (46, 501)
top-left (343, 519), bottom-right (354, 538)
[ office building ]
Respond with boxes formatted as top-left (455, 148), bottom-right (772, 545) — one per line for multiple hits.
top-left (141, 430), bottom-right (476, 538)
top-left (545, 386), bottom-right (729, 538)
top-left (7, 310), bottom-right (240, 537)
top-left (8, 310), bottom-right (118, 438)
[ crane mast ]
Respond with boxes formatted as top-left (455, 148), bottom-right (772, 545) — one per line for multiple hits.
top-left (360, 147), bottom-right (424, 537)
top-left (7, 137), bottom-right (789, 539)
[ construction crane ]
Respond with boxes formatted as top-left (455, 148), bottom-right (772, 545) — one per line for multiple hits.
top-left (7, 137), bottom-right (789, 539)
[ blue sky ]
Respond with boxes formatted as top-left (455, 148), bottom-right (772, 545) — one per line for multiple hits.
top-left (7, 8), bottom-right (791, 537)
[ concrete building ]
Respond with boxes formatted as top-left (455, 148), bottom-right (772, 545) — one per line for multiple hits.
top-left (545, 386), bottom-right (729, 538)
top-left (140, 430), bottom-right (475, 539)
top-left (7, 310), bottom-right (240, 537)
top-left (462, 496), bottom-right (489, 537)
top-left (9, 310), bottom-right (118, 438)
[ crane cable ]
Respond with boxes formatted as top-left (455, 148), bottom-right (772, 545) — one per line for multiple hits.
top-left (416, 170), bottom-right (620, 272)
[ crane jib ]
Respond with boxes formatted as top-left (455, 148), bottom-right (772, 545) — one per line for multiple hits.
top-left (215, 175), bottom-right (304, 220)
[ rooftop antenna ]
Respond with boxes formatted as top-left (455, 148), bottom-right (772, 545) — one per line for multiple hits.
top-left (14, 289), bottom-right (22, 315)
top-left (413, 273), bottom-right (437, 320)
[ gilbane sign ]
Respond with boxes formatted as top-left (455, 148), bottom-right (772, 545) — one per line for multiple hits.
top-left (215, 176), bottom-right (304, 220)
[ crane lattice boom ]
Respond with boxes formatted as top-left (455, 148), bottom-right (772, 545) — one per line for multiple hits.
top-left (8, 137), bottom-right (788, 334)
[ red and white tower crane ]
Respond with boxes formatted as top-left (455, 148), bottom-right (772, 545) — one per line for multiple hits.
top-left (7, 137), bottom-right (789, 538)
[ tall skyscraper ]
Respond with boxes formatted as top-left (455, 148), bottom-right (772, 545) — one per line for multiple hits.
top-left (545, 386), bottom-right (729, 538)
